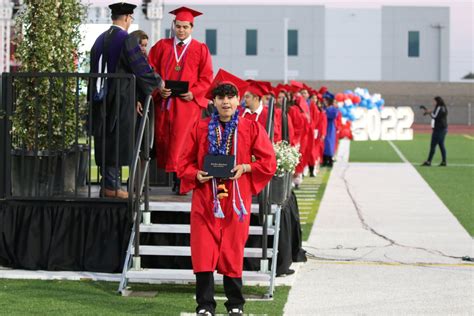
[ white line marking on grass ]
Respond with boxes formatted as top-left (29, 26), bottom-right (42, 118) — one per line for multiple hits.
top-left (388, 140), bottom-right (409, 163)
top-left (463, 134), bottom-right (474, 140)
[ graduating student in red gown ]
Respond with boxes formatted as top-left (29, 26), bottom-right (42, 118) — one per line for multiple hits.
top-left (148, 7), bottom-right (213, 175)
top-left (304, 90), bottom-right (323, 177)
top-left (275, 88), bottom-right (296, 144)
top-left (241, 80), bottom-right (268, 128)
top-left (177, 69), bottom-right (276, 316)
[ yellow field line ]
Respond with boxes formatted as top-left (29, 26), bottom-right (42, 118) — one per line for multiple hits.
top-left (463, 134), bottom-right (474, 140)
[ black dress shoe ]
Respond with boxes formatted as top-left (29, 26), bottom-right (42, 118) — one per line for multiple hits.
top-left (421, 161), bottom-right (431, 166)
top-left (228, 308), bottom-right (243, 315)
top-left (439, 161), bottom-right (447, 166)
top-left (197, 309), bottom-right (214, 316)
top-left (276, 269), bottom-right (295, 277)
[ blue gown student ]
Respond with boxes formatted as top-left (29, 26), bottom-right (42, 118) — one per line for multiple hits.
top-left (323, 93), bottom-right (339, 167)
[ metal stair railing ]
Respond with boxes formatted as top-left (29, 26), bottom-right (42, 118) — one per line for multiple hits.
top-left (118, 94), bottom-right (154, 294)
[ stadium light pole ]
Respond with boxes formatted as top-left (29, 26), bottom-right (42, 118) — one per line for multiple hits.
top-left (283, 17), bottom-right (289, 84)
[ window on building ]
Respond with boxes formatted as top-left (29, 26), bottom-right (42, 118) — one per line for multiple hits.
top-left (206, 29), bottom-right (217, 55)
top-left (288, 30), bottom-right (298, 56)
top-left (408, 31), bottom-right (420, 57)
top-left (165, 28), bottom-right (171, 38)
top-left (246, 29), bottom-right (257, 56)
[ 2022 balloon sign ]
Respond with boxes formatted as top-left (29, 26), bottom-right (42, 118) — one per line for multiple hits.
top-left (351, 107), bottom-right (414, 141)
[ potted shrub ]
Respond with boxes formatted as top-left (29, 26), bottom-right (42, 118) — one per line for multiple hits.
top-left (11, 0), bottom-right (87, 196)
top-left (270, 141), bottom-right (300, 204)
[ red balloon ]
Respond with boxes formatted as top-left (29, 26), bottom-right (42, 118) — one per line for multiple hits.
top-left (353, 95), bottom-right (361, 104)
top-left (335, 93), bottom-right (345, 102)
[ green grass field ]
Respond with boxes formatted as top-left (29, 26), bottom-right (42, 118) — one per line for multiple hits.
top-left (0, 280), bottom-right (289, 316)
top-left (350, 134), bottom-right (474, 236)
top-left (294, 168), bottom-right (331, 241)
top-left (349, 140), bottom-right (402, 163)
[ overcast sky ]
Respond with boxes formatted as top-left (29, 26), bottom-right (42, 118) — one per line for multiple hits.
top-left (87, 0), bottom-right (473, 80)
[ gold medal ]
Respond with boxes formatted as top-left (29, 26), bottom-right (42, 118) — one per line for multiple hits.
top-left (175, 65), bottom-right (181, 71)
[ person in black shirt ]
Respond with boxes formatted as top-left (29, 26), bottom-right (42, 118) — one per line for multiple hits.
top-left (422, 96), bottom-right (448, 166)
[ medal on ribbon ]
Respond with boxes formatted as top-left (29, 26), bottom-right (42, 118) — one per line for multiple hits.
top-left (173, 40), bottom-right (189, 72)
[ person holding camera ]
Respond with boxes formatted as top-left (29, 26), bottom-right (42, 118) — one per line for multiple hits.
top-left (421, 96), bottom-right (448, 166)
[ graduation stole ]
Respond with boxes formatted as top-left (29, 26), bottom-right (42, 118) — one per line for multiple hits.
top-left (208, 111), bottom-right (248, 221)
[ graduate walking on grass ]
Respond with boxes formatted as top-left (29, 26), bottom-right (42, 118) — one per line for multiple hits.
top-left (177, 69), bottom-right (276, 316)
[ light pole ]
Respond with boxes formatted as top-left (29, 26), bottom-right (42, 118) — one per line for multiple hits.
top-left (431, 23), bottom-right (445, 82)
top-left (283, 18), bottom-right (289, 84)
top-left (0, 0), bottom-right (14, 73)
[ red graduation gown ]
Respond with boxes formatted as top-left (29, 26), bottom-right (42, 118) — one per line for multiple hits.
top-left (177, 118), bottom-right (276, 278)
top-left (305, 101), bottom-right (322, 166)
top-left (335, 110), bottom-right (343, 153)
top-left (240, 106), bottom-right (268, 129)
top-left (318, 109), bottom-right (328, 159)
top-left (292, 97), bottom-right (311, 174)
top-left (273, 107), bottom-right (295, 144)
top-left (148, 38), bottom-right (213, 172)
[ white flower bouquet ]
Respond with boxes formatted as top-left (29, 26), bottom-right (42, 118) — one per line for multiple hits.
top-left (273, 141), bottom-right (301, 177)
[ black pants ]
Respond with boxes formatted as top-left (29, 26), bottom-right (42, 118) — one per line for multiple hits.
top-left (195, 272), bottom-right (245, 314)
top-left (322, 155), bottom-right (333, 167)
top-left (427, 128), bottom-right (447, 162)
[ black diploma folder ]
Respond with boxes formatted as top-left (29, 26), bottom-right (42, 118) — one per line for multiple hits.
top-left (203, 155), bottom-right (235, 178)
top-left (165, 80), bottom-right (189, 97)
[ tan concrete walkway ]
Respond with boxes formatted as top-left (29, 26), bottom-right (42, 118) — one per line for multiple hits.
top-left (284, 139), bottom-right (474, 315)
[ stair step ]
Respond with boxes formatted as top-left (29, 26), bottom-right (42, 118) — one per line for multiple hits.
top-left (142, 202), bottom-right (277, 214)
top-left (134, 246), bottom-right (273, 258)
top-left (140, 224), bottom-right (274, 235)
top-left (126, 269), bottom-right (271, 283)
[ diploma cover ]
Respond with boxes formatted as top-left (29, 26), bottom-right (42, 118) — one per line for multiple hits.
top-left (204, 155), bottom-right (235, 178)
top-left (165, 80), bottom-right (189, 97)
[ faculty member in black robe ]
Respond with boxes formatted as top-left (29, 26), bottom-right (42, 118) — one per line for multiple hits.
top-left (89, 2), bottom-right (161, 198)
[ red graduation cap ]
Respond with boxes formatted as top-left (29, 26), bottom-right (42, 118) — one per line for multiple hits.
top-left (275, 84), bottom-right (287, 94)
top-left (205, 69), bottom-right (249, 100)
top-left (318, 86), bottom-right (328, 95)
top-left (302, 83), bottom-right (313, 92)
top-left (169, 6), bottom-right (203, 23)
top-left (259, 81), bottom-right (274, 96)
top-left (290, 80), bottom-right (304, 90)
top-left (245, 80), bottom-right (268, 98)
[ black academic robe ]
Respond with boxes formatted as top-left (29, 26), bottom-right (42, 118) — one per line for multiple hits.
top-left (89, 26), bottom-right (160, 167)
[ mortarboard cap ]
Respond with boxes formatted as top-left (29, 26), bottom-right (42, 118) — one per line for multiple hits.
top-left (302, 83), bottom-right (312, 92)
top-left (323, 91), bottom-right (335, 100)
top-left (259, 81), bottom-right (275, 96)
top-left (245, 80), bottom-right (268, 98)
top-left (169, 6), bottom-right (203, 24)
top-left (109, 2), bottom-right (136, 15)
top-left (290, 80), bottom-right (304, 90)
top-left (205, 69), bottom-right (249, 100)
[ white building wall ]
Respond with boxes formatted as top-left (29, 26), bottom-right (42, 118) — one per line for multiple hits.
top-left (324, 8), bottom-right (381, 81)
